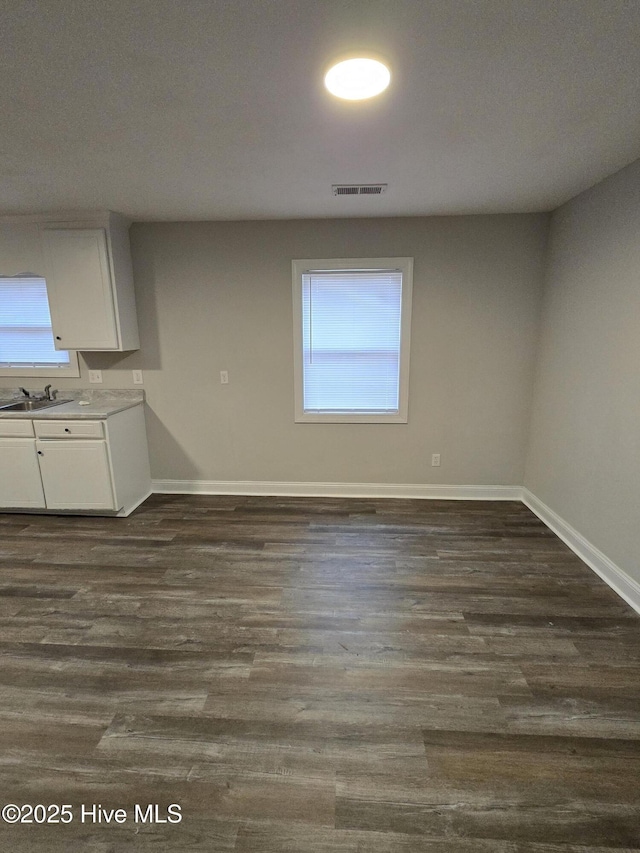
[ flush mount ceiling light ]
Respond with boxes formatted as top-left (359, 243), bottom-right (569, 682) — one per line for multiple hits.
top-left (324, 57), bottom-right (391, 100)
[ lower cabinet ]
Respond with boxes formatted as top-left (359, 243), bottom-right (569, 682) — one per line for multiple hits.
top-left (0, 405), bottom-right (151, 516)
top-left (0, 438), bottom-right (46, 508)
top-left (35, 439), bottom-right (116, 510)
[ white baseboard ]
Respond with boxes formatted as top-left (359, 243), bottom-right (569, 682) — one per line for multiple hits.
top-left (151, 479), bottom-right (522, 501)
top-left (522, 488), bottom-right (640, 615)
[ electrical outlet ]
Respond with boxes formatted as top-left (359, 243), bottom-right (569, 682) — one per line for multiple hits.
top-left (132, 370), bottom-right (144, 385)
top-left (220, 370), bottom-right (229, 385)
top-left (431, 453), bottom-right (441, 467)
top-left (88, 370), bottom-right (103, 384)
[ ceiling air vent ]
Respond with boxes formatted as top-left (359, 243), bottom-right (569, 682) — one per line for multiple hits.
top-left (332, 183), bottom-right (388, 196)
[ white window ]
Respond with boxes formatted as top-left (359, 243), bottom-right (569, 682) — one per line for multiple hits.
top-left (0, 276), bottom-right (79, 377)
top-left (292, 257), bottom-right (413, 423)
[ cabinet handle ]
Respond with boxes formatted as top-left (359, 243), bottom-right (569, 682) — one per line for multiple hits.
top-left (64, 428), bottom-right (70, 433)
top-left (37, 451), bottom-right (43, 456)
top-left (56, 336), bottom-right (62, 340)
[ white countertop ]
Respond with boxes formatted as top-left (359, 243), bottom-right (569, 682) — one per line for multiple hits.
top-left (0, 390), bottom-right (144, 420)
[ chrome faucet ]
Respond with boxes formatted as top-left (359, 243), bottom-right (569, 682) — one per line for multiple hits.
top-left (18, 386), bottom-right (57, 401)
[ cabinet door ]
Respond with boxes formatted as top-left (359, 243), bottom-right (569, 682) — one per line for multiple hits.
top-left (0, 440), bottom-right (46, 508)
top-left (36, 440), bottom-right (117, 510)
top-left (42, 228), bottom-right (119, 350)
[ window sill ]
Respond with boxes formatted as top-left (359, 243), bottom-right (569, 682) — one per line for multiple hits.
top-left (295, 412), bottom-right (408, 424)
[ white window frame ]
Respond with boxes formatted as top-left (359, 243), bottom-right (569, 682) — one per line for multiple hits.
top-left (292, 257), bottom-right (413, 423)
top-left (0, 276), bottom-right (80, 378)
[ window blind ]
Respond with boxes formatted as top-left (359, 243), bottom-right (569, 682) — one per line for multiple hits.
top-left (301, 269), bottom-right (403, 413)
top-left (0, 276), bottom-right (71, 368)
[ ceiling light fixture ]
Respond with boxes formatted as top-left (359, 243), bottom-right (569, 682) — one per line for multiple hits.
top-left (324, 57), bottom-right (391, 101)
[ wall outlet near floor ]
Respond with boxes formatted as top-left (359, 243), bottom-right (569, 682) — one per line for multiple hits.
top-left (220, 370), bottom-right (229, 385)
top-left (431, 453), bottom-right (441, 467)
top-left (132, 370), bottom-right (144, 385)
top-left (88, 370), bottom-right (103, 384)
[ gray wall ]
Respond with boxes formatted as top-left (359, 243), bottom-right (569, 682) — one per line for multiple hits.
top-left (114, 215), bottom-right (547, 485)
top-left (525, 159), bottom-right (640, 584)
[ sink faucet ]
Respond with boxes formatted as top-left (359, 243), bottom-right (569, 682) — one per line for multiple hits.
top-left (18, 386), bottom-right (57, 401)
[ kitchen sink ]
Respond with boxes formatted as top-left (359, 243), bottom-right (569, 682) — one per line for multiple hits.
top-left (0, 398), bottom-right (73, 412)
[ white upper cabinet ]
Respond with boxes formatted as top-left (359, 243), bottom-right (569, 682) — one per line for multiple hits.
top-left (41, 213), bottom-right (140, 351)
top-left (0, 212), bottom-right (140, 352)
top-left (43, 228), bottom-right (119, 350)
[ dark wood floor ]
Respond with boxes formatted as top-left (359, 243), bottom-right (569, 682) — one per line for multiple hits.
top-left (0, 495), bottom-right (639, 852)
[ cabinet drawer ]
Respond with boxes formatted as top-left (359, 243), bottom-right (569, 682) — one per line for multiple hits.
top-left (0, 419), bottom-right (35, 438)
top-left (34, 420), bottom-right (104, 439)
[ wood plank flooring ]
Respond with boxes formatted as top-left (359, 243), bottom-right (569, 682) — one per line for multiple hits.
top-left (0, 495), bottom-right (638, 851)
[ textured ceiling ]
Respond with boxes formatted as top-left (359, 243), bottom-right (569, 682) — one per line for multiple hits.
top-left (1, 0), bottom-right (639, 220)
